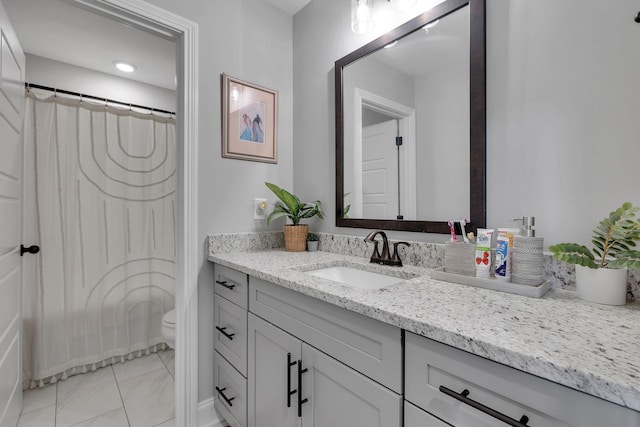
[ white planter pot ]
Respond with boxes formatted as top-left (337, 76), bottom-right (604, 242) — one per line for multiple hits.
top-left (307, 241), bottom-right (319, 252)
top-left (575, 264), bottom-right (628, 305)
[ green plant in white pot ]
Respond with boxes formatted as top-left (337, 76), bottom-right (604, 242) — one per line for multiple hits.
top-left (265, 182), bottom-right (324, 252)
top-left (307, 233), bottom-right (319, 252)
top-left (549, 202), bottom-right (640, 305)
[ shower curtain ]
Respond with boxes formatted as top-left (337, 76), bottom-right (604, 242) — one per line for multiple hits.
top-left (22, 92), bottom-right (176, 386)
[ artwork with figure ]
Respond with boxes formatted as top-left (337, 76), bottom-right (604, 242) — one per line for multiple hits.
top-left (222, 73), bottom-right (277, 163)
top-left (239, 101), bottom-right (265, 143)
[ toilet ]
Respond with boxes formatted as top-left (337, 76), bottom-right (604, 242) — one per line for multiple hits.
top-left (161, 309), bottom-right (176, 349)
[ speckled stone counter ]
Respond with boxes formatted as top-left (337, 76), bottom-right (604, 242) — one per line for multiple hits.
top-left (208, 248), bottom-right (640, 412)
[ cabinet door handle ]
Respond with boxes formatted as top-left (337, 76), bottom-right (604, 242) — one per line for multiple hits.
top-left (287, 353), bottom-right (297, 407)
top-left (297, 360), bottom-right (308, 417)
top-left (215, 280), bottom-right (235, 290)
top-left (439, 386), bottom-right (530, 427)
top-left (215, 386), bottom-right (236, 407)
top-left (215, 326), bottom-right (235, 340)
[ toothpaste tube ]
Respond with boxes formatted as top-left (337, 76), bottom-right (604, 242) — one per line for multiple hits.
top-left (475, 228), bottom-right (493, 278)
top-left (494, 231), bottom-right (510, 281)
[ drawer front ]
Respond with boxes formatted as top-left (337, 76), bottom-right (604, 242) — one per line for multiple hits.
top-left (215, 294), bottom-right (247, 376)
top-left (404, 401), bottom-right (451, 427)
top-left (214, 351), bottom-right (247, 427)
top-left (249, 277), bottom-right (402, 393)
top-left (214, 264), bottom-right (248, 309)
top-left (405, 332), bottom-right (640, 427)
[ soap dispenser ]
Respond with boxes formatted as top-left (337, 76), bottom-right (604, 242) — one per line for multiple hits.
top-left (511, 216), bottom-right (544, 286)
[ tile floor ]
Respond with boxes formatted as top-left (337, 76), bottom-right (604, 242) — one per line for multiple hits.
top-left (18, 349), bottom-right (176, 427)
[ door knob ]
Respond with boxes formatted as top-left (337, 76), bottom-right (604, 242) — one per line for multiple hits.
top-left (20, 245), bottom-right (40, 256)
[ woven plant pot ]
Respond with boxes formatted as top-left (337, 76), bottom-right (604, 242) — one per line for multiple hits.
top-left (284, 224), bottom-right (308, 252)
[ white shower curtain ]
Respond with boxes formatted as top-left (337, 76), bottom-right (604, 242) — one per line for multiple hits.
top-left (22, 92), bottom-right (176, 386)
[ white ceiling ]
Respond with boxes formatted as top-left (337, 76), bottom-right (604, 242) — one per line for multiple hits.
top-left (3, 0), bottom-right (311, 91)
top-left (265, 0), bottom-right (312, 15)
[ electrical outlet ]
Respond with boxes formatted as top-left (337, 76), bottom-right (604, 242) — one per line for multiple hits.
top-left (254, 198), bottom-right (267, 221)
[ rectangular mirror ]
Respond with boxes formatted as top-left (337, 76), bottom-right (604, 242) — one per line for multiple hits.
top-left (335, 0), bottom-right (486, 234)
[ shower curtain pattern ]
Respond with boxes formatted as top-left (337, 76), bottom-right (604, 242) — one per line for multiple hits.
top-left (22, 93), bottom-right (176, 385)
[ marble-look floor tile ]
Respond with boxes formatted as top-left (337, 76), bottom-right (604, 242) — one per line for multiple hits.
top-left (56, 367), bottom-right (123, 427)
top-left (118, 368), bottom-right (174, 427)
top-left (158, 349), bottom-right (174, 378)
top-left (154, 418), bottom-right (175, 427)
top-left (17, 403), bottom-right (55, 427)
top-left (70, 407), bottom-right (129, 427)
top-left (22, 383), bottom-right (57, 415)
top-left (113, 353), bottom-right (165, 383)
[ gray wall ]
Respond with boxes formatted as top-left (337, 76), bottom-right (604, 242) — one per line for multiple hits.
top-left (293, 0), bottom-right (640, 246)
top-left (25, 54), bottom-right (176, 112)
top-left (146, 0), bottom-right (294, 402)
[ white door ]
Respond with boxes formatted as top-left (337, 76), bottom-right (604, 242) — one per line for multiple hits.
top-left (362, 119), bottom-right (398, 219)
top-left (0, 1), bottom-right (25, 426)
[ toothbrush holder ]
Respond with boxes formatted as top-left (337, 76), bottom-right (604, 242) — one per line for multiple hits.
top-left (444, 242), bottom-right (476, 276)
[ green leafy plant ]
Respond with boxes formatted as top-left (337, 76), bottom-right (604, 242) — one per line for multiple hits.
top-left (307, 233), bottom-right (319, 242)
top-left (549, 202), bottom-right (640, 269)
top-left (265, 182), bottom-right (324, 226)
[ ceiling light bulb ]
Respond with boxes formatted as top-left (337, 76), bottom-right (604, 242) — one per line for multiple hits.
top-left (351, 0), bottom-right (374, 34)
top-left (423, 19), bottom-right (440, 30)
top-left (388, 0), bottom-right (417, 11)
top-left (114, 61), bottom-right (136, 73)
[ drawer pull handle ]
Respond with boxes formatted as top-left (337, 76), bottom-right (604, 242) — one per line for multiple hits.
top-left (287, 353), bottom-right (297, 407)
top-left (215, 326), bottom-right (235, 340)
top-left (439, 386), bottom-right (530, 427)
top-left (297, 360), bottom-right (308, 417)
top-left (216, 280), bottom-right (235, 290)
top-left (215, 386), bottom-right (236, 407)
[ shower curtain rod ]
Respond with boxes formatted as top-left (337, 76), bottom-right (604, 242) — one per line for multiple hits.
top-left (25, 82), bottom-right (176, 116)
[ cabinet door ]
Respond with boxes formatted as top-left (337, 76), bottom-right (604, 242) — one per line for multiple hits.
top-left (248, 313), bottom-right (301, 427)
top-left (300, 343), bottom-right (402, 427)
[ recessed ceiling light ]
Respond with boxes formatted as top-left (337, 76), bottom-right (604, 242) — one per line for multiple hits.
top-left (384, 41), bottom-right (398, 48)
top-left (423, 19), bottom-right (440, 30)
top-left (113, 61), bottom-right (137, 73)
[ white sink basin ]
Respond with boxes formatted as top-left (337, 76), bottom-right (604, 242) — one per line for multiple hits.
top-left (305, 266), bottom-right (405, 290)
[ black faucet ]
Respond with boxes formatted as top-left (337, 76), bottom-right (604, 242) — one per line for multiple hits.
top-left (364, 231), bottom-right (410, 267)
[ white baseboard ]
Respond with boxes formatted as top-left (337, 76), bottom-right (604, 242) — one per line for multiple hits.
top-left (198, 397), bottom-right (225, 427)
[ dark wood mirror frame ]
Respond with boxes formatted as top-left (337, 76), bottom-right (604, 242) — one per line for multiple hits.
top-left (335, 0), bottom-right (486, 234)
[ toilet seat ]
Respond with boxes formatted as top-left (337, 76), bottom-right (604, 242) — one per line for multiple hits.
top-left (161, 309), bottom-right (176, 349)
top-left (162, 309), bottom-right (176, 326)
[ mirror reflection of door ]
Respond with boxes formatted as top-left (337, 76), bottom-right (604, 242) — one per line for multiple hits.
top-left (362, 114), bottom-right (397, 219)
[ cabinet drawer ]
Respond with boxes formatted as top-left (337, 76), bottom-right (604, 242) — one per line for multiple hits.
top-left (214, 264), bottom-right (248, 309)
top-left (215, 294), bottom-right (247, 376)
top-left (404, 401), bottom-right (451, 427)
top-left (405, 332), bottom-right (640, 427)
top-left (214, 351), bottom-right (247, 427)
top-left (249, 276), bottom-right (402, 393)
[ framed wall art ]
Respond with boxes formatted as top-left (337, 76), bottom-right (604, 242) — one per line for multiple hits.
top-left (221, 73), bottom-right (278, 163)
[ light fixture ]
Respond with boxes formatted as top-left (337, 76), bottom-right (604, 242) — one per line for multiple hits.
top-left (384, 41), bottom-right (398, 48)
top-left (351, 0), bottom-right (374, 34)
top-left (388, 0), bottom-right (417, 12)
top-left (422, 19), bottom-right (440, 34)
top-left (230, 86), bottom-right (240, 101)
top-left (113, 61), bottom-right (137, 73)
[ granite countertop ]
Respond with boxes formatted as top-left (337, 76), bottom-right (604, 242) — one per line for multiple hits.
top-left (209, 249), bottom-right (640, 412)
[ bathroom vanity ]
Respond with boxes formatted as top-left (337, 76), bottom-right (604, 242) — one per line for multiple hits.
top-left (210, 250), bottom-right (640, 427)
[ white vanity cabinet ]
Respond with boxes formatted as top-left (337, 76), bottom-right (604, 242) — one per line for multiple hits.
top-left (247, 276), bottom-right (403, 427)
top-left (405, 332), bottom-right (640, 427)
top-left (213, 264), bottom-right (249, 427)
top-left (248, 313), bottom-right (402, 427)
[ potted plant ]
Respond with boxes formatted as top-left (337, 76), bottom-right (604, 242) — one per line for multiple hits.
top-left (265, 182), bottom-right (324, 252)
top-left (307, 233), bottom-right (319, 252)
top-left (549, 202), bottom-right (640, 305)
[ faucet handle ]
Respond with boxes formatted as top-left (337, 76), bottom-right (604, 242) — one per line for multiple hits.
top-left (391, 242), bottom-right (410, 266)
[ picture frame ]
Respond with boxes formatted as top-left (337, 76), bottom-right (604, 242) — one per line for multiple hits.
top-left (221, 73), bottom-right (278, 163)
